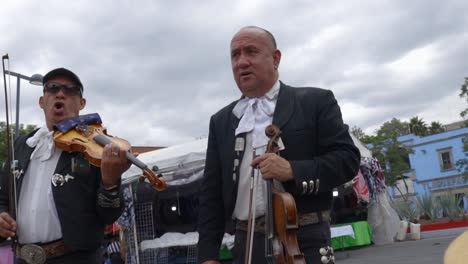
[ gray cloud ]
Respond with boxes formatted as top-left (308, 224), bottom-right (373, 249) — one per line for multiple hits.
top-left (1, 0), bottom-right (467, 146)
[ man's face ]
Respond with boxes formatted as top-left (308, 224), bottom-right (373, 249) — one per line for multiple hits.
top-left (230, 28), bottom-right (281, 98)
top-left (39, 76), bottom-right (86, 130)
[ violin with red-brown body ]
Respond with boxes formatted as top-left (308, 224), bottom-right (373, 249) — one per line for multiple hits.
top-left (264, 125), bottom-right (306, 264)
top-left (53, 123), bottom-right (166, 191)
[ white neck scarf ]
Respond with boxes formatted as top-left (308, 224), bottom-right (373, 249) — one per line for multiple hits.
top-left (26, 126), bottom-right (55, 161)
top-left (232, 81), bottom-right (280, 148)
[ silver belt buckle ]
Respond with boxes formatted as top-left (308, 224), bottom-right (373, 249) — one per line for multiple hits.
top-left (20, 244), bottom-right (46, 264)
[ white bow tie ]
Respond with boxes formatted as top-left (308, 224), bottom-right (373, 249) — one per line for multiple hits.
top-left (233, 96), bottom-right (276, 148)
top-left (26, 127), bottom-right (55, 161)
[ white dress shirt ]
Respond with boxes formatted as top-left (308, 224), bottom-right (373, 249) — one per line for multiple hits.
top-left (232, 80), bottom-right (280, 220)
top-left (17, 126), bottom-right (63, 244)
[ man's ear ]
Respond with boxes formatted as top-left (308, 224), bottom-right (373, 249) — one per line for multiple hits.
top-left (80, 98), bottom-right (86, 110)
top-left (39, 96), bottom-right (45, 109)
top-left (273, 49), bottom-right (281, 69)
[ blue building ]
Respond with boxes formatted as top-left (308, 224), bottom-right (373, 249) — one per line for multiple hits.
top-left (396, 125), bottom-right (468, 211)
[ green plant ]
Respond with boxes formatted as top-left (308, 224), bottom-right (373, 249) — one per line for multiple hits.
top-left (416, 192), bottom-right (439, 222)
top-left (438, 192), bottom-right (464, 221)
top-left (393, 199), bottom-right (419, 223)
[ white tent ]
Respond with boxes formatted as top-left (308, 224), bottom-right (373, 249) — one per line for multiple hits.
top-left (122, 138), bottom-right (207, 186)
top-left (350, 133), bottom-right (372, 158)
top-left (122, 133), bottom-right (371, 185)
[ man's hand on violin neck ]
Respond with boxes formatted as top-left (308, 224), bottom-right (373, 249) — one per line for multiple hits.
top-left (101, 143), bottom-right (132, 188)
top-left (251, 153), bottom-right (294, 182)
top-left (0, 212), bottom-right (16, 238)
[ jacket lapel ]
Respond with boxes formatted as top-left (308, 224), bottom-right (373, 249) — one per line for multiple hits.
top-left (54, 151), bottom-right (73, 175)
top-left (17, 145), bottom-right (34, 173)
top-left (273, 82), bottom-right (295, 129)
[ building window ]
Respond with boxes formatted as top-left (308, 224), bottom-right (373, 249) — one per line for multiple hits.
top-left (438, 148), bottom-right (454, 171)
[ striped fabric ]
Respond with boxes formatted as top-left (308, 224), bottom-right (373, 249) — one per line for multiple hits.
top-left (107, 241), bottom-right (120, 254)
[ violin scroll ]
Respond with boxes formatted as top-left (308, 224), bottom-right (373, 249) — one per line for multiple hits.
top-left (265, 125), bottom-right (281, 154)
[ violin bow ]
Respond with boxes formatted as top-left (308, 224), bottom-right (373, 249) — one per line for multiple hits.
top-left (245, 149), bottom-right (260, 264)
top-left (2, 54), bottom-right (19, 247)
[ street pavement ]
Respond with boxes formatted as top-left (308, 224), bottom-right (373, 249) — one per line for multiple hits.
top-left (335, 227), bottom-right (468, 264)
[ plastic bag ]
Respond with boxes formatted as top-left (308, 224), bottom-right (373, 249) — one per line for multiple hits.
top-left (367, 192), bottom-right (400, 245)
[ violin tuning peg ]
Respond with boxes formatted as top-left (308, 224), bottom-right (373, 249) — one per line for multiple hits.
top-left (139, 176), bottom-right (145, 182)
top-left (152, 165), bottom-right (159, 172)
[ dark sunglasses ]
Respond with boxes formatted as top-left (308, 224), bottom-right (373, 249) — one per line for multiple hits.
top-left (43, 82), bottom-right (83, 97)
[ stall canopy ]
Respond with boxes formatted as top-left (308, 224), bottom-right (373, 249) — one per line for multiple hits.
top-left (350, 133), bottom-right (372, 158)
top-left (122, 132), bottom-right (371, 185)
top-left (122, 138), bottom-right (208, 186)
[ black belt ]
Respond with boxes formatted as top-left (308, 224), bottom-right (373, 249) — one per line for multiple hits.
top-left (236, 210), bottom-right (331, 233)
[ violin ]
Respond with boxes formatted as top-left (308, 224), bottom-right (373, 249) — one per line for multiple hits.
top-left (53, 123), bottom-right (166, 191)
top-left (264, 125), bottom-right (305, 264)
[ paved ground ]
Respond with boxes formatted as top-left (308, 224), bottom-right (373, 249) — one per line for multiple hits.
top-left (335, 227), bottom-right (468, 264)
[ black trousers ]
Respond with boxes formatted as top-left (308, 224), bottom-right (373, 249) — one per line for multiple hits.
top-left (109, 252), bottom-right (124, 264)
top-left (232, 221), bottom-right (331, 264)
top-left (16, 249), bottom-right (100, 264)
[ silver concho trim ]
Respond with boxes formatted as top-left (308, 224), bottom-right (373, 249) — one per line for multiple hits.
top-left (51, 173), bottom-right (65, 187)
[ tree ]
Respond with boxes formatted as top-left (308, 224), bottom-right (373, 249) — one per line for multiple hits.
top-left (369, 138), bottom-right (412, 194)
top-left (0, 122), bottom-right (37, 166)
top-left (376, 118), bottom-right (410, 139)
top-left (428, 121), bottom-right (444, 135)
top-left (457, 76), bottom-right (468, 180)
top-left (409, 116), bottom-right (428, 136)
top-left (459, 77), bottom-right (468, 119)
top-left (455, 140), bottom-right (468, 180)
top-left (363, 118), bottom-right (413, 195)
top-left (350, 125), bottom-right (366, 140)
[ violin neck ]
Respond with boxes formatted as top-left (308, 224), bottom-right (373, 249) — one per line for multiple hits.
top-left (93, 134), bottom-right (147, 170)
top-left (126, 152), bottom-right (147, 170)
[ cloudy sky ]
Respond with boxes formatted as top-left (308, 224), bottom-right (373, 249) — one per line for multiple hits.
top-left (1, 0), bottom-right (467, 147)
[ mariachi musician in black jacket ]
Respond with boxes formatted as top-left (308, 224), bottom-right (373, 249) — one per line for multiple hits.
top-left (197, 26), bottom-right (360, 264)
top-left (0, 68), bottom-right (130, 264)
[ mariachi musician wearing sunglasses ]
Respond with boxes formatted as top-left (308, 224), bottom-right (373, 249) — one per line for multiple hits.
top-left (0, 68), bottom-right (131, 264)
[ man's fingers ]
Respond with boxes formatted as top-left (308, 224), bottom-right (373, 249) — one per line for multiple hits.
top-left (0, 213), bottom-right (16, 229)
top-left (0, 213), bottom-right (17, 238)
top-left (251, 154), bottom-right (271, 167)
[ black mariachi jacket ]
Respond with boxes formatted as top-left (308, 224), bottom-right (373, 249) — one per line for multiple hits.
top-left (0, 129), bottom-right (123, 250)
top-left (197, 82), bottom-right (361, 262)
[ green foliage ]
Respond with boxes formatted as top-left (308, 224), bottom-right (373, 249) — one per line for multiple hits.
top-left (382, 142), bottom-right (413, 187)
top-left (393, 199), bottom-right (419, 222)
top-left (409, 116), bottom-right (428, 136)
top-left (428, 121), bottom-right (444, 135)
top-left (416, 192), bottom-right (439, 222)
top-left (456, 77), bottom-right (468, 180)
top-left (0, 122), bottom-right (37, 165)
top-left (362, 118), bottom-right (412, 187)
top-left (350, 125), bottom-right (366, 140)
top-left (456, 136), bottom-right (468, 181)
top-left (376, 118), bottom-right (410, 139)
top-left (438, 192), bottom-right (464, 221)
top-left (459, 77), bottom-right (468, 119)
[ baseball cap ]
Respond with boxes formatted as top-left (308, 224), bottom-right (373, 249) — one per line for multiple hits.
top-left (42, 68), bottom-right (84, 93)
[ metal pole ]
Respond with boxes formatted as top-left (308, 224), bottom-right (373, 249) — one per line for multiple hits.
top-left (15, 77), bottom-right (20, 139)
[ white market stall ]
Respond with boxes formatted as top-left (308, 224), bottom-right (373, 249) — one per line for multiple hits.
top-left (119, 134), bottom-right (375, 263)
